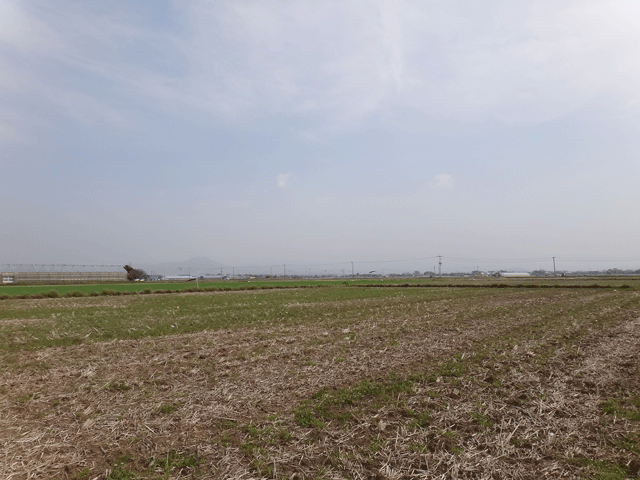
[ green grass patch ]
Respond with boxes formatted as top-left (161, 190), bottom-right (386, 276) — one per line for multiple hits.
top-left (294, 406), bottom-right (326, 429)
top-left (105, 382), bottom-right (131, 392)
top-left (294, 374), bottom-right (430, 428)
top-left (406, 410), bottom-right (431, 429)
top-left (601, 397), bottom-right (640, 421)
top-left (73, 467), bottom-right (91, 480)
top-left (0, 284), bottom-right (495, 352)
top-left (568, 457), bottom-right (629, 480)
top-left (151, 450), bottom-right (201, 478)
top-left (16, 393), bottom-right (34, 405)
top-left (470, 411), bottom-right (494, 429)
top-left (105, 458), bottom-right (137, 480)
top-left (157, 403), bottom-right (176, 415)
top-left (2, 275), bottom-right (639, 299)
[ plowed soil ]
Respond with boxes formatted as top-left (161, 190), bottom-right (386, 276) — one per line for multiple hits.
top-left (1, 286), bottom-right (639, 479)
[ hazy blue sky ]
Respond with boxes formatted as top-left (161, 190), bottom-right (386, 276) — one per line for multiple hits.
top-left (1, 0), bottom-right (639, 273)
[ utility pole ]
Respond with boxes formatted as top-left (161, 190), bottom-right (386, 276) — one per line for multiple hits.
top-left (283, 264), bottom-right (286, 277)
top-left (438, 256), bottom-right (442, 277)
top-left (552, 257), bottom-right (556, 277)
top-left (351, 262), bottom-right (354, 277)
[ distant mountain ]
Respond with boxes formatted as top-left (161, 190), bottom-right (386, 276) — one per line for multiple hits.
top-left (138, 257), bottom-right (226, 277)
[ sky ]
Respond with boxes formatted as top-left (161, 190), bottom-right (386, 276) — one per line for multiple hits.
top-left (1, 0), bottom-right (639, 274)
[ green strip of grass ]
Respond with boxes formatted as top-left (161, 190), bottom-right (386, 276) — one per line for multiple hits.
top-left (1, 285), bottom-right (634, 356)
top-left (0, 284), bottom-right (488, 352)
top-left (0, 277), bottom-right (439, 298)
top-left (2, 276), bottom-right (639, 299)
top-left (0, 279), bottom-right (340, 298)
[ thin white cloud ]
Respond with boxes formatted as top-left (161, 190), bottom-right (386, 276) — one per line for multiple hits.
top-left (3, 1), bottom-right (640, 138)
top-left (291, 128), bottom-right (321, 144)
top-left (0, 120), bottom-right (19, 146)
top-left (175, 0), bottom-right (640, 127)
top-left (316, 195), bottom-right (337, 205)
top-left (277, 173), bottom-right (292, 188)
top-left (431, 173), bottom-right (452, 189)
top-left (226, 199), bottom-right (251, 209)
top-left (0, 1), bottom-right (25, 45)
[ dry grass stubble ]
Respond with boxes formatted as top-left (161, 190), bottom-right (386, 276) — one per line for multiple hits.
top-left (0, 289), bottom-right (638, 479)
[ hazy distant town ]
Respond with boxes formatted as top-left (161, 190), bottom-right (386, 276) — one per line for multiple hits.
top-left (3, 256), bottom-right (639, 285)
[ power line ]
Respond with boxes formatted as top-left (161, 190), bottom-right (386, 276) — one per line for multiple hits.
top-left (443, 256), bottom-right (553, 264)
top-left (281, 256), bottom-right (441, 268)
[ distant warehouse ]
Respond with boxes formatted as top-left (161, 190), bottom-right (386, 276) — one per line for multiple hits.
top-left (496, 272), bottom-right (531, 278)
top-left (1, 264), bottom-right (127, 284)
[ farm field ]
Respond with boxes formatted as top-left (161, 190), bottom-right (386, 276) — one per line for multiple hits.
top-left (1, 282), bottom-right (639, 479)
top-left (1, 275), bottom-right (638, 298)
